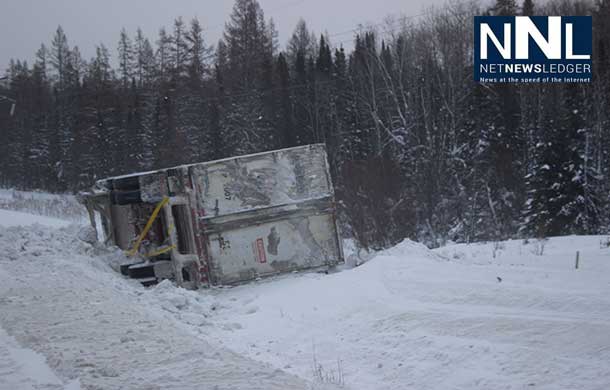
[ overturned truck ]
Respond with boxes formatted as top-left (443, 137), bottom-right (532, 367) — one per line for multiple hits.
top-left (81, 144), bottom-right (343, 289)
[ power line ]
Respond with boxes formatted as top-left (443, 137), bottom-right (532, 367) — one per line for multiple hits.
top-left (327, 12), bottom-right (427, 40)
top-left (331, 8), bottom-right (476, 46)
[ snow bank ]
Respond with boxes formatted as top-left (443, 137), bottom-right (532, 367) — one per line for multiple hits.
top-left (0, 188), bottom-right (86, 222)
top-left (376, 238), bottom-right (447, 262)
top-left (0, 209), bottom-right (72, 228)
top-left (182, 235), bottom-right (610, 390)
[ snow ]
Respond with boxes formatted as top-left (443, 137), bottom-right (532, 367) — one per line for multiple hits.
top-left (0, 326), bottom-right (81, 390)
top-left (0, 189), bottom-right (86, 223)
top-left (186, 238), bottom-right (610, 390)
top-left (0, 188), bottom-right (64, 202)
top-left (0, 209), bottom-right (71, 228)
top-left (1, 204), bottom-right (609, 389)
top-left (0, 223), bottom-right (314, 389)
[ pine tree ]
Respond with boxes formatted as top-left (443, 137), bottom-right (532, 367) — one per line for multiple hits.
top-left (4, 61), bottom-right (31, 188)
top-left (156, 27), bottom-right (172, 82)
top-left (152, 27), bottom-right (178, 167)
top-left (287, 19), bottom-right (315, 68)
top-left (180, 17), bottom-right (211, 162)
top-left (81, 44), bottom-right (117, 180)
top-left (185, 18), bottom-right (210, 84)
top-left (207, 40), bottom-right (229, 161)
top-left (49, 27), bottom-right (81, 190)
top-left (557, 85), bottom-right (601, 234)
top-left (118, 28), bottom-right (134, 91)
top-left (327, 46), bottom-right (348, 173)
top-left (135, 28), bottom-right (155, 87)
top-left (292, 48), bottom-right (310, 145)
top-left (275, 53), bottom-right (294, 147)
top-left (221, 0), bottom-right (276, 154)
top-left (50, 26), bottom-right (70, 91)
top-left (172, 17), bottom-right (188, 82)
top-left (30, 45), bottom-right (55, 189)
top-left (522, 0), bottom-right (535, 15)
top-left (493, 0), bottom-right (517, 15)
top-left (314, 34), bottom-right (333, 144)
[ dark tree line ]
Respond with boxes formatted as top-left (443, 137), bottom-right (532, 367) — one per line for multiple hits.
top-left (1, 0), bottom-right (609, 249)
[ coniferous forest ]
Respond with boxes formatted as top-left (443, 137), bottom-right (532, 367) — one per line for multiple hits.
top-left (1, 0), bottom-right (609, 249)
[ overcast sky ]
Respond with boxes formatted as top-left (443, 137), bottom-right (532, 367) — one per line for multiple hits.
top-left (0, 0), bottom-right (438, 69)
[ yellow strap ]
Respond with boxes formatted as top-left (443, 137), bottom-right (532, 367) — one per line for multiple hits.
top-left (144, 245), bottom-right (176, 258)
top-left (126, 196), bottom-right (170, 257)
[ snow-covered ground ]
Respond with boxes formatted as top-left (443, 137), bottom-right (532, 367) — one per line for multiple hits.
top-left (0, 189), bottom-right (86, 223)
top-left (191, 237), bottom-right (610, 390)
top-left (1, 196), bottom-right (610, 389)
top-left (0, 209), bottom-right (72, 228)
top-left (0, 326), bottom-right (80, 390)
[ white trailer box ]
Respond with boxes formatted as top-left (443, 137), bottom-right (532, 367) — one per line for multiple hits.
top-left (82, 144), bottom-right (343, 288)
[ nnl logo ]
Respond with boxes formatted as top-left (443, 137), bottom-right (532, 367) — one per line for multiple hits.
top-left (474, 16), bottom-right (592, 83)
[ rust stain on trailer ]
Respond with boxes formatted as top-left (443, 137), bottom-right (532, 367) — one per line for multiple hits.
top-left (218, 234), bottom-right (231, 252)
top-left (269, 259), bottom-right (299, 272)
top-left (267, 227), bottom-right (280, 256)
top-left (290, 217), bottom-right (325, 260)
top-left (221, 163), bottom-right (275, 207)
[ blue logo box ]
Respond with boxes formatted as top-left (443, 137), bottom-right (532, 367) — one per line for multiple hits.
top-left (474, 16), bottom-right (592, 83)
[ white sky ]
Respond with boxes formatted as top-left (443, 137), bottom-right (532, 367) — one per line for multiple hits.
top-left (0, 0), bottom-right (439, 68)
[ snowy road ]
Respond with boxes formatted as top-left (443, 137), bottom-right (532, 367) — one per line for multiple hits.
top-left (0, 224), bottom-right (310, 390)
top-left (0, 325), bottom-right (81, 390)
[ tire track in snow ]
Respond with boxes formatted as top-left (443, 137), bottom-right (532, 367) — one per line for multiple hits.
top-left (0, 224), bottom-right (311, 390)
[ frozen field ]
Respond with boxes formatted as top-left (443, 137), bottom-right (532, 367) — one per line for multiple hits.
top-left (0, 204), bottom-right (609, 389)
